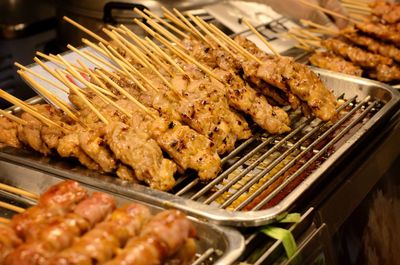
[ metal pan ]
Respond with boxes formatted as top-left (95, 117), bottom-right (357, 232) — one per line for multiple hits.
top-left (0, 159), bottom-right (244, 265)
top-left (1, 68), bottom-right (399, 227)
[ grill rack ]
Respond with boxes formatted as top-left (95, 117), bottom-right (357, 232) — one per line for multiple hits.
top-left (0, 69), bottom-right (398, 227)
top-left (0, 166), bottom-right (244, 265)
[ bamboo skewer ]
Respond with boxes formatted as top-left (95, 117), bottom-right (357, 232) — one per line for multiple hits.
top-left (161, 6), bottom-right (194, 34)
top-left (95, 69), bottom-right (157, 119)
top-left (300, 19), bottom-right (340, 35)
top-left (241, 18), bottom-right (280, 56)
top-left (63, 16), bottom-right (108, 44)
top-left (172, 8), bottom-right (216, 49)
top-left (14, 63), bottom-right (69, 94)
top-left (286, 33), bottom-right (314, 50)
top-left (0, 217), bottom-right (10, 224)
top-left (0, 201), bottom-right (25, 213)
top-left (77, 61), bottom-right (132, 118)
top-left (298, 0), bottom-right (359, 23)
top-left (0, 183), bottom-right (39, 200)
top-left (143, 9), bottom-right (188, 38)
top-left (290, 28), bottom-right (322, 41)
top-left (0, 109), bottom-right (28, 125)
top-left (204, 22), bottom-right (263, 64)
top-left (18, 71), bottom-right (80, 122)
top-left (0, 89), bottom-right (64, 130)
top-left (55, 57), bottom-right (109, 125)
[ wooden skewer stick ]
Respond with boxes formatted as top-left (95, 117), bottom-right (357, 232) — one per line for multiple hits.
top-left (0, 109), bottom-right (28, 125)
top-left (77, 60), bottom-right (132, 118)
top-left (95, 69), bottom-right (157, 119)
top-left (172, 8), bottom-right (216, 48)
top-left (290, 28), bottom-right (322, 41)
top-left (0, 183), bottom-right (39, 200)
top-left (0, 201), bottom-right (25, 213)
top-left (56, 57), bottom-right (109, 125)
top-left (0, 89), bottom-right (64, 130)
top-left (161, 6), bottom-right (193, 33)
top-left (63, 16), bottom-right (108, 44)
top-left (0, 217), bottom-right (10, 224)
top-left (18, 71), bottom-right (80, 122)
top-left (300, 19), bottom-right (340, 35)
top-left (192, 15), bottom-right (237, 58)
top-left (342, 3), bottom-right (371, 12)
top-left (143, 9), bottom-right (189, 38)
top-left (14, 62), bottom-right (69, 94)
top-left (66, 44), bottom-right (120, 80)
top-left (298, 0), bottom-right (359, 23)
top-left (112, 26), bottom-right (176, 82)
top-left (133, 8), bottom-right (183, 46)
top-left (286, 33), bottom-right (313, 50)
top-left (241, 18), bottom-right (280, 56)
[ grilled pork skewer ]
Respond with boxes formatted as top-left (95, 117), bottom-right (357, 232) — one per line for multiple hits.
top-left (104, 210), bottom-right (196, 265)
top-left (355, 22), bottom-right (400, 45)
top-left (309, 51), bottom-right (363, 76)
top-left (11, 180), bottom-right (88, 240)
top-left (0, 223), bottom-right (22, 264)
top-left (369, 0), bottom-right (400, 24)
top-left (48, 203), bottom-right (152, 265)
top-left (5, 192), bottom-right (116, 265)
top-left (321, 38), bottom-right (393, 68)
top-left (368, 64), bottom-right (400, 82)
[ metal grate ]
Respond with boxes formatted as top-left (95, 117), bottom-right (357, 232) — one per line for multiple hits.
top-left (172, 94), bottom-right (381, 213)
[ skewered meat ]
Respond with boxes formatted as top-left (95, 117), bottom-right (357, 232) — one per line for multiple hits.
top-left (107, 121), bottom-right (177, 191)
top-left (368, 64), bottom-right (400, 82)
top-left (321, 38), bottom-right (393, 68)
top-left (309, 51), bottom-right (363, 76)
top-left (0, 117), bottom-right (21, 148)
top-left (355, 22), bottom-right (400, 45)
top-left (0, 223), bottom-right (22, 264)
top-left (235, 36), bottom-right (337, 121)
top-left (370, 0), bottom-right (400, 24)
top-left (11, 180), bottom-right (88, 239)
top-left (342, 30), bottom-right (400, 63)
top-left (104, 210), bottom-right (196, 265)
top-left (56, 131), bottom-right (100, 171)
top-left (48, 203), bottom-right (151, 265)
top-left (5, 192), bottom-right (116, 265)
top-left (150, 117), bottom-right (221, 181)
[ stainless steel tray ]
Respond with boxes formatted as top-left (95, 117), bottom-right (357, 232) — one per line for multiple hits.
top-left (1, 69), bottom-right (399, 227)
top-left (0, 159), bottom-right (244, 265)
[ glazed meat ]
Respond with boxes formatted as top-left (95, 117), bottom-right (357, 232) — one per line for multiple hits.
top-left (0, 223), bottom-right (22, 264)
top-left (321, 38), bottom-right (393, 68)
top-left (48, 203), bottom-right (151, 265)
top-left (370, 0), bottom-right (400, 23)
top-left (104, 210), bottom-right (196, 265)
top-left (0, 117), bottom-right (21, 148)
top-left (107, 121), bottom-right (177, 191)
top-left (309, 51), bottom-right (363, 76)
top-left (150, 118), bottom-right (221, 181)
top-left (355, 22), bottom-right (400, 45)
top-left (342, 30), bottom-right (400, 63)
top-left (5, 192), bottom-right (116, 265)
top-left (11, 180), bottom-right (88, 239)
top-left (369, 64), bottom-right (400, 82)
top-left (17, 112), bottom-right (50, 155)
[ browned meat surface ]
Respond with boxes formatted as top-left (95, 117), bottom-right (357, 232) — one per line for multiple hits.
top-left (150, 118), bottom-right (221, 181)
top-left (369, 64), bottom-right (400, 82)
top-left (0, 117), bottom-right (21, 148)
top-left (321, 38), bottom-right (393, 68)
top-left (18, 112), bottom-right (50, 155)
top-left (355, 22), bottom-right (400, 45)
top-left (0, 223), bottom-right (22, 264)
top-left (115, 164), bottom-right (138, 182)
top-left (78, 125), bottom-right (117, 173)
top-left (104, 210), bottom-right (196, 265)
top-left (309, 51), bottom-right (363, 76)
top-left (370, 0), bottom-right (400, 23)
top-left (56, 131), bottom-right (100, 171)
top-left (107, 121), bottom-right (177, 191)
top-left (342, 30), bottom-right (400, 63)
top-left (11, 181), bottom-right (88, 239)
top-left (48, 203), bottom-right (151, 265)
top-left (6, 192), bottom-right (116, 265)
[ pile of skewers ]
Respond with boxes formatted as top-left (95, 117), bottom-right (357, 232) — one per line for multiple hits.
top-left (0, 180), bottom-right (197, 265)
top-left (0, 7), bottom-right (338, 191)
top-left (290, 0), bottom-right (400, 83)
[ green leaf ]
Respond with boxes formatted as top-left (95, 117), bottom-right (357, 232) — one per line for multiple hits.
top-left (280, 213), bottom-right (301, 223)
top-left (261, 226), bottom-right (297, 259)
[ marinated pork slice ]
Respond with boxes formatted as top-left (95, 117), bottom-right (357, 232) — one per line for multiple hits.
top-left (107, 122), bottom-right (177, 191)
top-left (18, 112), bottom-right (51, 155)
top-left (150, 118), bottom-right (221, 181)
top-left (309, 51), bottom-right (363, 76)
top-left (0, 116), bottom-right (21, 148)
